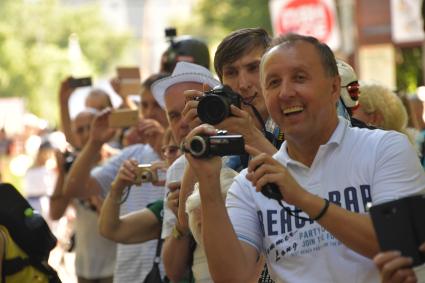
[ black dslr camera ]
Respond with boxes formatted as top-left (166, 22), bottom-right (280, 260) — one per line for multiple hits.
top-left (197, 85), bottom-right (242, 125)
top-left (187, 130), bottom-right (245, 158)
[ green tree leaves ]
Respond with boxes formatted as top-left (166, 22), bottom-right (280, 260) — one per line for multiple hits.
top-left (0, 0), bottom-right (130, 125)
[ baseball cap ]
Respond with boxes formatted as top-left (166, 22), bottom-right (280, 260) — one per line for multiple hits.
top-left (337, 59), bottom-right (360, 109)
top-left (151, 62), bottom-right (220, 109)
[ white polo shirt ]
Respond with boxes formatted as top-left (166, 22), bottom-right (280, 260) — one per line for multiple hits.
top-left (227, 117), bottom-right (425, 283)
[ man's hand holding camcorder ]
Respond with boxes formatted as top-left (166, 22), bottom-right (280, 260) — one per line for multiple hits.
top-left (183, 124), bottom-right (223, 183)
top-left (245, 145), bottom-right (304, 205)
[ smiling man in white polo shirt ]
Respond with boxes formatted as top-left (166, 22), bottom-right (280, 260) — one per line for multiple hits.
top-left (183, 33), bottom-right (425, 283)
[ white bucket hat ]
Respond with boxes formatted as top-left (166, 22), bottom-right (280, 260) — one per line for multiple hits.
top-left (151, 62), bottom-right (220, 109)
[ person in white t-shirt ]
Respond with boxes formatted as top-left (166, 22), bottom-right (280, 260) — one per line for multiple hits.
top-left (183, 33), bottom-right (425, 283)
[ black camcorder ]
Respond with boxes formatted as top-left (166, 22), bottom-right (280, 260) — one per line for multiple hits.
top-left (187, 130), bottom-right (283, 201)
top-left (187, 130), bottom-right (245, 158)
top-left (197, 85), bottom-right (242, 125)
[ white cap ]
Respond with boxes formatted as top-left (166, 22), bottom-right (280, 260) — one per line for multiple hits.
top-left (151, 62), bottom-right (220, 109)
top-left (165, 155), bottom-right (187, 187)
top-left (337, 59), bottom-right (359, 109)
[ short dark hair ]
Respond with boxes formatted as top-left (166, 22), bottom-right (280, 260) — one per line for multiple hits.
top-left (214, 28), bottom-right (271, 82)
top-left (269, 33), bottom-right (338, 77)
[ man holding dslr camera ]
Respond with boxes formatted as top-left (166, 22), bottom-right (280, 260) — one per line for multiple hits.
top-left (182, 28), bottom-right (278, 161)
top-left (183, 33), bottom-right (425, 283)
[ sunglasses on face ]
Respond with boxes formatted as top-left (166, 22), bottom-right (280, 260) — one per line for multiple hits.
top-left (161, 145), bottom-right (180, 157)
top-left (341, 82), bottom-right (360, 100)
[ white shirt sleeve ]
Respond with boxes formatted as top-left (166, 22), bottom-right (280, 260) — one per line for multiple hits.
top-left (161, 188), bottom-right (177, 239)
top-left (371, 132), bottom-right (425, 204)
top-left (226, 170), bottom-right (263, 253)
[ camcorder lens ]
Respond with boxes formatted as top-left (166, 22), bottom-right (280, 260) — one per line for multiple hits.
top-left (189, 136), bottom-right (207, 157)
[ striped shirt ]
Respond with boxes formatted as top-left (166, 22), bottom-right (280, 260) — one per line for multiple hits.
top-left (93, 144), bottom-right (165, 283)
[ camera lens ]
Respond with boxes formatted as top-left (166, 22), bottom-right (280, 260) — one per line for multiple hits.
top-left (141, 171), bottom-right (152, 182)
top-left (197, 95), bottom-right (229, 125)
top-left (189, 136), bottom-right (207, 157)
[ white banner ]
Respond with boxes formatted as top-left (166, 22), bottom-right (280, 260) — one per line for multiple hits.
top-left (269, 0), bottom-right (341, 50)
top-left (391, 0), bottom-right (424, 43)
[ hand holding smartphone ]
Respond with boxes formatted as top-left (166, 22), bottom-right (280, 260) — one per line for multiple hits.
top-left (69, 77), bottom-right (92, 88)
top-left (370, 194), bottom-right (425, 267)
top-left (108, 109), bottom-right (139, 128)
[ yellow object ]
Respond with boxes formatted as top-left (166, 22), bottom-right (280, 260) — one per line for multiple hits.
top-left (0, 225), bottom-right (48, 283)
top-left (172, 225), bottom-right (185, 240)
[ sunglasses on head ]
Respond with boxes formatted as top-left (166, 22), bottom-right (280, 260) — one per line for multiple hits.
top-left (341, 82), bottom-right (360, 100)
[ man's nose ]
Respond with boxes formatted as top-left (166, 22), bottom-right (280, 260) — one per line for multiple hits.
top-left (238, 72), bottom-right (251, 91)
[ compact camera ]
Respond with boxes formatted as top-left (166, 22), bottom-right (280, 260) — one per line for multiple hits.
top-left (196, 85), bottom-right (242, 125)
top-left (187, 130), bottom-right (245, 158)
top-left (134, 164), bottom-right (167, 184)
top-left (134, 164), bottom-right (157, 184)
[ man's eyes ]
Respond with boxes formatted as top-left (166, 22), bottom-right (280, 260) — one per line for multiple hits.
top-left (266, 78), bottom-right (281, 89)
top-left (223, 69), bottom-right (237, 77)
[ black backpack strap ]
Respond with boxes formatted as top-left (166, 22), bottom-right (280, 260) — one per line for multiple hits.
top-left (3, 257), bottom-right (31, 275)
top-left (29, 259), bottom-right (62, 283)
top-left (2, 257), bottom-right (61, 283)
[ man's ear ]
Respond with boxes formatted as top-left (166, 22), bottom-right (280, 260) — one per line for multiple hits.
top-left (330, 75), bottom-right (341, 103)
top-left (203, 83), bottom-right (212, 92)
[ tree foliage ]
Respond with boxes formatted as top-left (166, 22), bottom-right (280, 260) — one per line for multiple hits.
top-left (396, 47), bottom-right (423, 94)
top-left (179, 0), bottom-right (272, 48)
top-left (0, 0), bottom-right (131, 125)
top-left (196, 0), bottom-right (272, 35)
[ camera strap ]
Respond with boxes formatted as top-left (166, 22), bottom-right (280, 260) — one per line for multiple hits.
top-left (242, 101), bottom-right (267, 135)
top-left (242, 101), bottom-right (283, 148)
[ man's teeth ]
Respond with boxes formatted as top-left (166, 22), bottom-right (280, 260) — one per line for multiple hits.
top-left (283, 106), bottom-right (303, 115)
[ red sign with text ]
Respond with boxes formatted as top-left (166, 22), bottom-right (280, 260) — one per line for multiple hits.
top-left (270, 0), bottom-right (341, 50)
